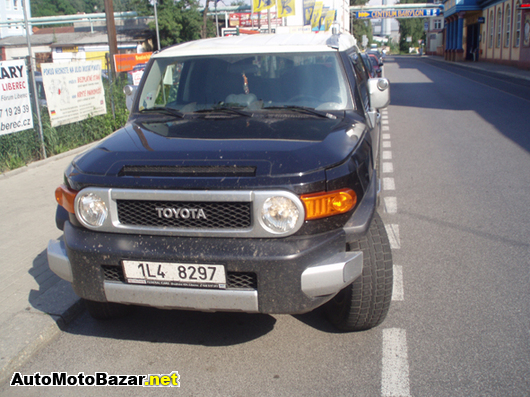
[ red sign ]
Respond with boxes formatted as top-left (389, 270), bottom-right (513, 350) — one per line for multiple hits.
top-left (114, 53), bottom-right (152, 73)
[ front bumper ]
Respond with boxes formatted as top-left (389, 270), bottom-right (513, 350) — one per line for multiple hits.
top-left (47, 224), bottom-right (363, 314)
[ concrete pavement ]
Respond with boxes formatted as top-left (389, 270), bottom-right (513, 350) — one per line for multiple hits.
top-left (0, 145), bottom-right (91, 385)
top-left (0, 55), bottom-right (529, 387)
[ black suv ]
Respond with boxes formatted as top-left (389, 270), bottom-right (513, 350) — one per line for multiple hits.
top-left (48, 32), bottom-right (392, 331)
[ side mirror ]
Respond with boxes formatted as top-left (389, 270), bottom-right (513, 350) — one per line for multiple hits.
top-left (367, 78), bottom-right (390, 110)
top-left (123, 85), bottom-right (138, 112)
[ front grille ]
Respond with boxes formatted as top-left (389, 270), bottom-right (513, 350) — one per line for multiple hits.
top-left (102, 265), bottom-right (257, 290)
top-left (117, 200), bottom-right (251, 229)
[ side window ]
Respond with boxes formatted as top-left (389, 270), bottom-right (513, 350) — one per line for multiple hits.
top-left (349, 53), bottom-right (370, 112)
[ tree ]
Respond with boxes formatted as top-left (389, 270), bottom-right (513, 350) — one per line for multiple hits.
top-left (149, 0), bottom-right (207, 48)
top-left (396, 0), bottom-right (425, 53)
top-left (350, 0), bottom-right (373, 48)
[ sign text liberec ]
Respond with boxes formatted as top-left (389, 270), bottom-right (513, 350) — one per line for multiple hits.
top-left (0, 59), bottom-right (34, 136)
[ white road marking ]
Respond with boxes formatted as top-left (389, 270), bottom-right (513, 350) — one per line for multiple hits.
top-left (382, 133), bottom-right (391, 140)
top-left (382, 126), bottom-right (390, 131)
top-left (382, 119), bottom-right (389, 125)
top-left (382, 328), bottom-right (411, 397)
top-left (383, 177), bottom-right (395, 191)
top-left (383, 151), bottom-right (392, 160)
top-left (383, 141), bottom-right (392, 148)
top-left (385, 224), bottom-right (401, 249)
top-left (384, 196), bottom-right (397, 214)
top-left (392, 265), bottom-right (404, 301)
top-left (382, 162), bottom-right (393, 173)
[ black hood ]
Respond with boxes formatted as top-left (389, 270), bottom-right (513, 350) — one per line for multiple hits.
top-left (69, 114), bottom-right (367, 190)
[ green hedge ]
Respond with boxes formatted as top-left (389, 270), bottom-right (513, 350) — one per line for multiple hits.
top-left (0, 76), bottom-right (130, 173)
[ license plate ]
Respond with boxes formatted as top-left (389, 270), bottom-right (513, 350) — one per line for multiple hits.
top-left (122, 260), bottom-right (226, 289)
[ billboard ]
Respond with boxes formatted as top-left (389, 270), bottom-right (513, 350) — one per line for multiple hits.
top-left (41, 61), bottom-right (106, 127)
top-left (0, 59), bottom-right (34, 136)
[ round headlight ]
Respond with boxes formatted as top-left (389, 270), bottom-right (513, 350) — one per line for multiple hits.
top-left (260, 196), bottom-right (300, 234)
top-left (77, 193), bottom-right (108, 227)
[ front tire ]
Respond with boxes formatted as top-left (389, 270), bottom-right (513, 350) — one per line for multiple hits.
top-left (325, 212), bottom-right (393, 331)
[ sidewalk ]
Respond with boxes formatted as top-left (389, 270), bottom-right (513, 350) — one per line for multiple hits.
top-left (0, 145), bottom-right (93, 385)
top-left (421, 54), bottom-right (530, 82)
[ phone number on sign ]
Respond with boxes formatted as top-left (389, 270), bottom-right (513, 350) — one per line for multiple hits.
top-left (0, 105), bottom-right (31, 118)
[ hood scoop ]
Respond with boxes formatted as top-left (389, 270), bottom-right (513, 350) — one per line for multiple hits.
top-left (119, 165), bottom-right (257, 178)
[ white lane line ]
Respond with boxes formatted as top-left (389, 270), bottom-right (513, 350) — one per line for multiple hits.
top-left (382, 126), bottom-right (390, 131)
top-left (385, 224), bottom-right (400, 249)
top-left (392, 265), bottom-right (404, 301)
top-left (383, 141), bottom-right (392, 148)
top-left (382, 119), bottom-right (389, 125)
top-left (382, 133), bottom-right (391, 140)
top-left (384, 197), bottom-right (397, 214)
top-left (382, 162), bottom-right (393, 173)
top-left (383, 178), bottom-right (395, 191)
top-left (383, 151), bottom-right (392, 160)
top-left (382, 115), bottom-right (389, 120)
top-left (382, 328), bottom-right (411, 397)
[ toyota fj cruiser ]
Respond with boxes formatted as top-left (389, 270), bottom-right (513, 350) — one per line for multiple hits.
top-left (48, 31), bottom-right (392, 331)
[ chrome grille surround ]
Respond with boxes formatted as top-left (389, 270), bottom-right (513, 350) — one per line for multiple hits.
top-left (74, 188), bottom-right (305, 238)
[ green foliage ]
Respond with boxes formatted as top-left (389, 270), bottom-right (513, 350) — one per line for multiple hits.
top-left (0, 76), bottom-right (130, 173)
top-left (350, 0), bottom-right (373, 49)
top-left (30, 0), bottom-right (152, 17)
top-left (150, 0), bottom-right (206, 48)
top-left (396, 0), bottom-right (426, 53)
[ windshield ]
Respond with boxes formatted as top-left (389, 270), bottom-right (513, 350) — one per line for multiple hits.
top-left (136, 52), bottom-right (354, 114)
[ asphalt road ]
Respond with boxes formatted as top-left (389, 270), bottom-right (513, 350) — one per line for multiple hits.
top-left (2, 56), bottom-right (530, 396)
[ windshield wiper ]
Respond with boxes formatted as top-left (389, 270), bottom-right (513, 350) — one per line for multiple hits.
top-left (138, 107), bottom-right (185, 118)
top-left (194, 107), bottom-right (253, 118)
top-left (264, 105), bottom-right (337, 119)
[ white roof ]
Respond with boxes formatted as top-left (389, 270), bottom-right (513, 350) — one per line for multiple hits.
top-left (153, 33), bottom-right (357, 58)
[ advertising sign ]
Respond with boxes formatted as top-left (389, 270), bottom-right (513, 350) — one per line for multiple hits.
top-left (353, 8), bottom-right (441, 19)
top-left (41, 61), bottom-right (106, 127)
top-left (253, 0), bottom-right (275, 12)
top-left (0, 59), bottom-right (34, 136)
top-left (114, 53), bottom-right (152, 73)
top-left (229, 12), bottom-right (282, 27)
top-left (303, 0), bottom-right (315, 25)
top-left (278, 0), bottom-right (296, 17)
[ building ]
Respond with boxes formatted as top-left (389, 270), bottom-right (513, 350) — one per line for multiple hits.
top-left (0, 0), bottom-right (30, 38)
top-left (443, 0), bottom-right (530, 68)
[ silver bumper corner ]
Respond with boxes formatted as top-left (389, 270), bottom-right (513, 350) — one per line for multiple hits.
top-left (47, 239), bottom-right (73, 283)
top-left (301, 251), bottom-right (363, 297)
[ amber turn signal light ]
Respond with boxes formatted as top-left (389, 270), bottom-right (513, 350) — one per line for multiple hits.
top-left (301, 188), bottom-right (357, 220)
top-left (55, 185), bottom-right (78, 214)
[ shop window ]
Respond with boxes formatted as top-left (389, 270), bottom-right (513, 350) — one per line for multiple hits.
top-left (505, 5), bottom-right (511, 47)
top-left (514, 3), bottom-right (521, 47)
top-left (489, 11), bottom-right (494, 48)
top-left (434, 19), bottom-right (442, 29)
top-left (496, 8), bottom-right (502, 48)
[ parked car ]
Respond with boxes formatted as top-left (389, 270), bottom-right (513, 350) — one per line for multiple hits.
top-left (367, 53), bottom-right (383, 77)
top-left (368, 49), bottom-right (384, 66)
top-left (360, 53), bottom-right (377, 78)
top-left (48, 31), bottom-right (392, 332)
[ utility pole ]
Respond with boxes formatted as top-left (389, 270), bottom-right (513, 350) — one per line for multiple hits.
top-left (22, 0), bottom-right (46, 159)
top-left (104, 0), bottom-right (118, 80)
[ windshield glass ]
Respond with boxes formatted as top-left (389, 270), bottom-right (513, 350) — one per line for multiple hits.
top-left (136, 52), bottom-right (354, 113)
